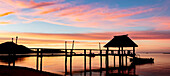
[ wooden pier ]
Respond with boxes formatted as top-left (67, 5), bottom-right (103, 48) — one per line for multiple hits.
top-left (3, 35), bottom-right (139, 76)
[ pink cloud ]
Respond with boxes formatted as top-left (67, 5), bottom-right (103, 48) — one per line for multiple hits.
top-left (29, 0), bottom-right (58, 9)
top-left (105, 8), bottom-right (154, 19)
top-left (1, 31), bottom-right (170, 41)
top-left (0, 0), bottom-right (169, 31)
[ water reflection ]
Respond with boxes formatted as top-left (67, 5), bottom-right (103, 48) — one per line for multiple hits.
top-left (65, 54), bottom-right (140, 76)
top-left (0, 56), bottom-right (25, 64)
top-left (69, 61), bottom-right (138, 76)
top-left (0, 53), bottom-right (156, 76)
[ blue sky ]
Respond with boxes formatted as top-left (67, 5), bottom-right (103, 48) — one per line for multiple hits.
top-left (0, 0), bottom-right (169, 33)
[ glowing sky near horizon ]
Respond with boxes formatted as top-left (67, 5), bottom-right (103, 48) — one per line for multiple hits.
top-left (0, 0), bottom-right (170, 52)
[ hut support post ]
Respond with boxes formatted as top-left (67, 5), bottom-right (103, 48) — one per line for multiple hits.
top-left (118, 47), bottom-right (121, 67)
top-left (133, 47), bottom-right (135, 56)
top-left (106, 47), bottom-right (109, 75)
top-left (118, 47), bottom-right (121, 74)
top-left (134, 65), bottom-right (136, 75)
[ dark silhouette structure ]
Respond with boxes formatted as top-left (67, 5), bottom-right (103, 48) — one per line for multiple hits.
top-left (104, 35), bottom-right (138, 47)
top-left (16, 36), bottom-right (18, 44)
top-left (63, 35), bottom-right (139, 76)
top-left (0, 42), bottom-right (32, 54)
top-left (0, 35), bottom-right (154, 76)
top-left (104, 35), bottom-right (138, 76)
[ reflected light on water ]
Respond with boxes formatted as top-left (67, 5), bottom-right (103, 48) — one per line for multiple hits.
top-left (0, 53), bottom-right (170, 76)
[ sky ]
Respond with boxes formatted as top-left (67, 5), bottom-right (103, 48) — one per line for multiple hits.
top-left (0, 0), bottom-right (170, 52)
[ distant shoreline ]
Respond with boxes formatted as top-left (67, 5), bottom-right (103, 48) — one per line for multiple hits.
top-left (137, 52), bottom-right (170, 54)
top-left (162, 53), bottom-right (170, 54)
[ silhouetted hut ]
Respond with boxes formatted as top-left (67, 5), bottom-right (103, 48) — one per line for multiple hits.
top-left (104, 34), bottom-right (138, 55)
top-left (103, 35), bottom-right (138, 70)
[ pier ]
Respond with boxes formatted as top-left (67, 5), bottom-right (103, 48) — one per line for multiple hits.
top-left (3, 35), bottom-right (139, 76)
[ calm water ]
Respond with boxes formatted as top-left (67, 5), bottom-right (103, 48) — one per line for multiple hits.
top-left (0, 53), bottom-right (170, 76)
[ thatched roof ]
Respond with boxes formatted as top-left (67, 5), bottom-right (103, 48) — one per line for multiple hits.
top-left (104, 35), bottom-right (138, 47)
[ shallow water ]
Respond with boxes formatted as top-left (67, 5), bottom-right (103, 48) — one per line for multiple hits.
top-left (0, 53), bottom-right (170, 76)
top-left (135, 53), bottom-right (170, 76)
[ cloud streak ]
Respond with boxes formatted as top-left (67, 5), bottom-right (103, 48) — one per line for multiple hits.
top-left (0, 22), bottom-right (12, 24)
top-left (0, 0), bottom-right (169, 33)
top-left (1, 31), bottom-right (170, 49)
top-left (29, 0), bottom-right (56, 9)
top-left (1, 31), bottom-right (170, 41)
top-left (0, 12), bottom-right (14, 17)
top-left (1, 0), bottom-right (167, 29)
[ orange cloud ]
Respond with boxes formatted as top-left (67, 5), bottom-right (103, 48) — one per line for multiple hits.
top-left (1, 31), bottom-right (170, 50)
top-left (0, 12), bottom-right (14, 17)
top-left (0, 22), bottom-right (11, 24)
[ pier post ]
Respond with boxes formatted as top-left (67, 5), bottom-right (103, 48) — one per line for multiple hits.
top-left (65, 41), bottom-right (67, 75)
top-left (122, 47), bottom-right (124, 66)
top-left (36, 49), bottom-right (39, 70)
top-left (100, 50), bottom-right (102, 69)
top-left (65, 49), bottom-right (67, 75)
top-left (106, 47), bottom-right (109, 76)
top-left (40, 49), bottom-right (43, 71)
top-left (70, 49), bottom-right (73, 76)
top-left (126, 55), bottom-right (127, 66)
top-left (8, 52), bottom-right (11, 67)
top-left (114, 55), bottom-right (115, 67)
top-left (128, 67), bottom-right (130, 74)
top-left (84, 49), bottom-right (86, 76)
top-left (118, 47), bottom-right (121, 67)
top-left (134, 64), bottom-right (136, 75)
top-left (16, 36), bottom-right (18, 44)
top-left (124, 50), bottom-right (127, 66)
top-left (106, 47), bottom-right (109, 68)
top-left (100, 50), bottom-right (102, 76)
top-left (118, 47), bottom-right (121, 74)
top-left (13, 50), bottom-right (15, 67)
top-left (89, 50), bottom-right (92, 76)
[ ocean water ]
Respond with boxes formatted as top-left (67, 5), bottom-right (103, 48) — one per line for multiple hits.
top-left (0, 53), bottom-right (170, 76)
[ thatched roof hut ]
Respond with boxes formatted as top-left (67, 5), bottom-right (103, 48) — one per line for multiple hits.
top-left (104, 35), bottom-right (138, 47)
